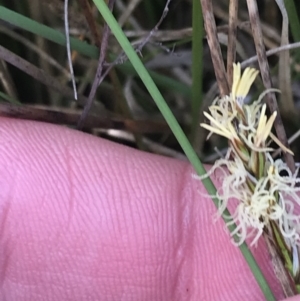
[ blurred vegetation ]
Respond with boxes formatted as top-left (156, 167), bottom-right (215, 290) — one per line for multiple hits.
top-left (0, 0), bottom-right (299, 162)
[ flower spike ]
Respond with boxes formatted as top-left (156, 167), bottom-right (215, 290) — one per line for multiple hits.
top-left (231, 63), bottom-right (259, 106)
top-left (199, 62), bottom-right (300, 292)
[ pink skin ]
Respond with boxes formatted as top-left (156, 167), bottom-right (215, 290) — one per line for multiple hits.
top-left (0, 117), bottom-right (297, 300)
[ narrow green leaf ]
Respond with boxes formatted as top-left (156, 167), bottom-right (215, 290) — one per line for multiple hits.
top-left (91, 0), bottom-right (275, 299)
top-left (191, 0), bottom-right (204, 141)
top-left (284, 0), bottom-right (300, 42)
top-left (0, 5), bottom-right (190, 97)
top-left (0, 91), bottom-right (20, 104)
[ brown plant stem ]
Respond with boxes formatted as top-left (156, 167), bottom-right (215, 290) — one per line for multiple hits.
top-left (200, 0), bottom-right (229, 96)
top-left (0, 103), bottom-right (170, 134)
top-left (77, 0), bottom-right (116, 129)
top-left (78, 0), bottom-right (103, 47)
top-left (227, 0), bottom-right (238, 87)
top-left (0, 45), bottom-right (108, 113)
top-left (246, 0), bottom-right (295, 173)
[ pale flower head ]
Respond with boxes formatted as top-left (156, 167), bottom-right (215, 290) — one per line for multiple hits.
top-left (199, 62), bottom-right (298, 248)
top-left (231, 62), bottom-right (259, 107)
top-left (201, 63), bottom-right (260, 143)
top-left (209, 153), bottom-right (300, 247)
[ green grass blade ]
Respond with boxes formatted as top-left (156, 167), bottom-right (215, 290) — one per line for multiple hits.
top-left (284, 0), bottom-right (300, 63)
top-left (93, 0), bottom-right (205, 175)
top-left (0, 6), bottom-right (99, 58)
top-left (191, 0), bottom-right (204, 141)
top-left (0, 91), bottom-right (20, 104)
top-left (284, 0), bottom-right (300, 42)
top-left (0, 6), bottom-right (190, 97)
top-left (91, 0), bottom-right (275, 299)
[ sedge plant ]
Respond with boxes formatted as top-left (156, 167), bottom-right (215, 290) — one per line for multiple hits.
top-left (200, 62), bottom-right (300, 293)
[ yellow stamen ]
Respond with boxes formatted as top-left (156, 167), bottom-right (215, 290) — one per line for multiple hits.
top-left (231, 63), bottom-right (259, 104)
top-left (255, 104), bottom-right (277, 146)
top-left (201, 112), bottom-right (239, 141)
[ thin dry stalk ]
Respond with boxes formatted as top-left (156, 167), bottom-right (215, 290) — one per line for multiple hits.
top-left (200, 0), bottom-right (229, 96)
top-left (275, 0), bottom-right (294, 115)
top-left (77, 0), bottom-right (103, 46)
top-left (246, 0), bottom-right (295, 173)
top-left (0, 60), bottom-right (18, 99)
top-left (136, 0), bottom-right (172, 53)
top-left (91, 0), bottom-right (173, 84)
top-left (0, 45), bottom-right (107, 112)
top-left (64, 0), bottom-right (77, 100)
top-left (77, 0), bottom-right (139, 132)
top-left (0, 103), bottom-right (170, 134)
top-left (118, 0), bottom-right (142, 27)
top-left (77, 0), bottom-right (116, 129)
top-left (214, 5), bottom-right (281, 49)
top-left (0, 26), bottom-right (70, 78)
top-left (227, 0), bottom-right (238, 87)
top-left (123, 22), bottom-right (250, 42)
top-left (242, 41), bottom-right (300, 68)
top-left (43, 0), bottom-right (89, 33)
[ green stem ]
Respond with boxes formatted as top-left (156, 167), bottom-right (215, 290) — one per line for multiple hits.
top-left (91, 0), bottom-right (276, 299)
top-left (191, 0), bottom-right (204, 141)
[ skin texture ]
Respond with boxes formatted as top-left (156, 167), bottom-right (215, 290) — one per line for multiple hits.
top-left (0, 117), bottom-right (298, 300)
